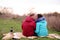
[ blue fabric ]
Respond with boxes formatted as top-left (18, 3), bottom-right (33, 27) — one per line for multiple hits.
top-left (35, 17), bottom-right (48, 37)
top-left (36, 17), bottom-right (45, 22)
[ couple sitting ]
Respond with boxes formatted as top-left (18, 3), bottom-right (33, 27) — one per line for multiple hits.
top-left (2, 13), bottom-right (48, 40)
top-left (22, 13), bottom-right (48, 38)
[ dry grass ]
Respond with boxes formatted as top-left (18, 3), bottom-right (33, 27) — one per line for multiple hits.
top-left (44, 12), bottom-right (60, 31)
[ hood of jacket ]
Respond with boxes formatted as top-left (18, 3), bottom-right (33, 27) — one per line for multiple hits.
top-left (25, 16), bottom-right (35, 22)
top-left (36, 17), bottom-right (46, 22)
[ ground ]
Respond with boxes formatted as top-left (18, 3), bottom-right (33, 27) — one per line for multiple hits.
top-left (0, 18), bottom-right (60, 40)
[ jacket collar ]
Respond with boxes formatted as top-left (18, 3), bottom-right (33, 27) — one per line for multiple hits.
top-left (36, 17), bottom-right (45, 22)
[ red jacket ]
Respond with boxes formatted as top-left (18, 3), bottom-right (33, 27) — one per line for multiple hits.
top-left (22, 16), bottom-right (36, 37)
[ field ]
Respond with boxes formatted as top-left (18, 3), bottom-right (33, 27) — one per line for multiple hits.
top-left (0, 18), bottom-right (60, 40)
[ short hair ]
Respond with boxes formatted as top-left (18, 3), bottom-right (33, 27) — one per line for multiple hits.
top-left (29, 13), bottom-right (35, 16)
top-left (37, 14), bottom-right (43, 18)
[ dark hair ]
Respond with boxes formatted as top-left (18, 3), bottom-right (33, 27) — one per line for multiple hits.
top-left (37, 14), bottom-right (43, 18)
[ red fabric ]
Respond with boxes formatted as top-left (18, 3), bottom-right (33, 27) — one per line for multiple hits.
top-left (22, 16), bottom-right (36, 37)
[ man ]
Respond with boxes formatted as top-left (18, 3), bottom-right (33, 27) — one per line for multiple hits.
top-left (22, 14), bottom-right (36, 37)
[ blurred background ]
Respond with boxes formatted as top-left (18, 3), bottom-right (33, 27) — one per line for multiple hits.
top-left (0, 0), bottom-right (60, 40)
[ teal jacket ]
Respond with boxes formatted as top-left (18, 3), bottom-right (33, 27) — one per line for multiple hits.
top-left (35, 17), bottom-right (48, 37)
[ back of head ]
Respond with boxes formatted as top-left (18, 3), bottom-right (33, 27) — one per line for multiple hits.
top-left (37, 14), bottom-right (43, 19)
top-left (29, 13), bottom-right (35, 17)
top-left (29, 13), bottom-right (36, 20)
top-left (24, 13), bottom-right (35, 22)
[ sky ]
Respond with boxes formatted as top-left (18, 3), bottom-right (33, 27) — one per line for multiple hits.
top-left (0, 0), bottom-right (60, 15)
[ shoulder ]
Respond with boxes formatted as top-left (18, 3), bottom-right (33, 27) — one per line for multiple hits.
top-left (36, 22), bottom-right (41, 25)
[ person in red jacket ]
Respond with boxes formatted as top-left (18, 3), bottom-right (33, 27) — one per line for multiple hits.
top-left (22, 14), bottom-right (36, 37)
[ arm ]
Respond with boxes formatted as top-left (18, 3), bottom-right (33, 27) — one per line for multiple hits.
top-left (22, 22), bottom-right (23, 30)
top-left (32, 21), bottom-right (36, 30)
top-left (35, 23), bottom-right (40, 33)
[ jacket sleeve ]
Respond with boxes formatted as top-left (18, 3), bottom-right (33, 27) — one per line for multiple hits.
top-left (22, 24), bottom-right (23, 30)
top-left (35, 23), bottom-right (40, 33)
top-left (22, 22), bottom-right (23, 30)
top-left (31, 21), bottom-right (36, 30)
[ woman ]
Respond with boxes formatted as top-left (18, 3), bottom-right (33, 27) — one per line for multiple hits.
top-left (22, 14), bottom-right (36, 37)
top-left (35, 14), bottom-right (48, 37)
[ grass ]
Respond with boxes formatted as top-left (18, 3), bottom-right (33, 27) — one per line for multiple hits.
top-left (0, 18), bottom-right (60, 40)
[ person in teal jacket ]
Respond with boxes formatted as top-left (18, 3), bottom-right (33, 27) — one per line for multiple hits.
top-left (35, 14), bottom-right (48, 37)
